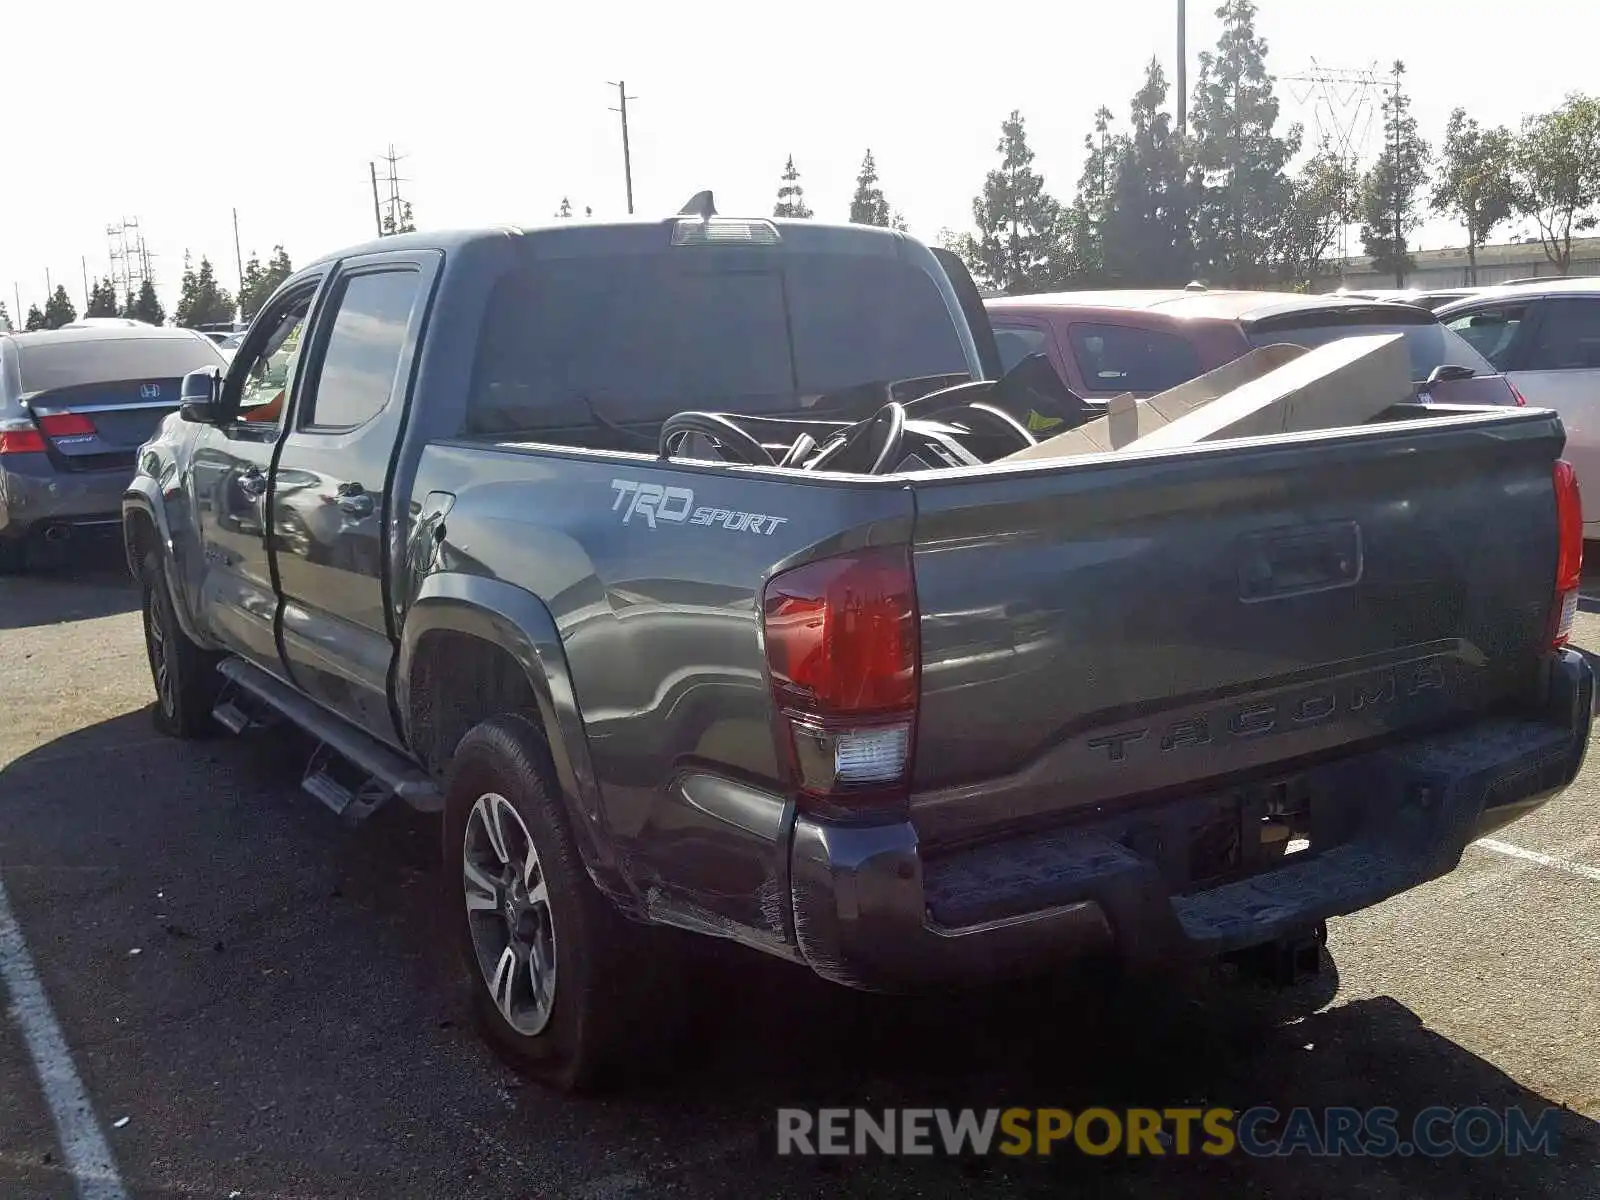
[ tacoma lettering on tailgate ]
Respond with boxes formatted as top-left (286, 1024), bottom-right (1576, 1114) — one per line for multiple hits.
top-left (1086, 660), bottom-right (1448, 764)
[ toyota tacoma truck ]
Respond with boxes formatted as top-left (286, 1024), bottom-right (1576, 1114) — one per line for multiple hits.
top-left (124, 198), bottom-right (1593, 1091)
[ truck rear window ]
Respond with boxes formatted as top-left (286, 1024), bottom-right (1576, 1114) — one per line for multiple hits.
top-left (1245, 318), bottom-right (1495, 383)
top-left (464, 253), bottom-right (970, 443)
top-left (16, 336), bottom-right (225, 395)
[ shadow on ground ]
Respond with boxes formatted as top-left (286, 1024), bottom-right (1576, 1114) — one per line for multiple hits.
top-left (0, 539), bottom-right (136, 631)
top-left (1, 710), bottom-right (1595, 1200)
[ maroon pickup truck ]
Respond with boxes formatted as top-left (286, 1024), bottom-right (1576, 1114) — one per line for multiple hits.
top-left (986, 288), bottom-right (1524, 429)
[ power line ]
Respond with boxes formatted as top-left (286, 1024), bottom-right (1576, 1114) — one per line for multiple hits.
top-left (607, 81), bottom-right (638, 215)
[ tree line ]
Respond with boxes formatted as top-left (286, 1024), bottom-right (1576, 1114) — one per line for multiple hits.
top-left (12, 245), bottom-right (296, 333)
top-left (937, 0), bottom-right (1600, 294)
top-left (770, 1), bottom-right (1600, 295)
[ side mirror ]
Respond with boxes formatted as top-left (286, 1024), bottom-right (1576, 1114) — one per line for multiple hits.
top-left (179, 367), bottom-right (223, 423)
top-left (1424, 363), bottom-right (1477, 387)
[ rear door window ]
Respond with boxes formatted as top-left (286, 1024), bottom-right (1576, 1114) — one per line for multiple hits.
top-left (1067, 323), bottom-right (1200, 393)
top-left (1442, 305), bottom-right (1528, 369)
top-left (298, 270), bottom-right (421, 431)
top-left (1521, 298), bottom-right (1600, 371)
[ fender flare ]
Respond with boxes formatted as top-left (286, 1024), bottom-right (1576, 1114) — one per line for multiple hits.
top-left (121, 479), bottom-right (213, 649)
top-left (395, 573), bottom-right (621, 887)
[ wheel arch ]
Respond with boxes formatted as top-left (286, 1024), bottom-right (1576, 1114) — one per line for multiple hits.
top-left (397, 573), bottom-right (628, 901)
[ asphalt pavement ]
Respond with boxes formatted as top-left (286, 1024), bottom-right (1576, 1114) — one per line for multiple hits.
top-left (0, 546), bottom-right (1597, 1199)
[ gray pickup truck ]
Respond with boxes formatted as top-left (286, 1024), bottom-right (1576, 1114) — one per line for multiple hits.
top-left (124, 199), bottom-right (1592, 1091)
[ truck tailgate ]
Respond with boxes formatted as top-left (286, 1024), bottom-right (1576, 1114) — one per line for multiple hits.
top-left (907, 409), bottom-right (1565, 846)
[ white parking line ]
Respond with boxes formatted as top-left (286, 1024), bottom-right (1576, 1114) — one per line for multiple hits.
top-left (0, 872), bottom-right (128, 1200)
top-left (1473, 837), bottom-right (1600, 886)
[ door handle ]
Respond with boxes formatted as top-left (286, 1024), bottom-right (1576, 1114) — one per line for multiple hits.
top-left (237, 470), bottom-right (267, 498)
top-left (336, 484), bottom-right (374, 517)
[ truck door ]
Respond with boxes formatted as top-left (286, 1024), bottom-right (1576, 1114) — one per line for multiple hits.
top-left (191, 281), bottom-right (319, 669)
top-left (268, 252), bottom-right (437, 745)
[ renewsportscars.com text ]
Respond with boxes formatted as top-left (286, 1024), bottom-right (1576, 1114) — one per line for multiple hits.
top-left (774, 1106), bottom-right (1561, 1158)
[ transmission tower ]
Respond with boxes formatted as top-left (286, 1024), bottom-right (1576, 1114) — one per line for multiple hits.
top-left (1284, 60), bottom-right (1382, 276)
top-left (377, 145), bottom-right (413, 234)
top-left (105, 217), bottom-right (154, 302)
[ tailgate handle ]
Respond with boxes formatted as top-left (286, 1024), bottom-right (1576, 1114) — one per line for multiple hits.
top-left (1238, 522), bottom-right (1362, 602)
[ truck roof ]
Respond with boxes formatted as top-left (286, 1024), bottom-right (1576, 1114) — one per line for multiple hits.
top-left (305, 216), bottom-right (910, 271)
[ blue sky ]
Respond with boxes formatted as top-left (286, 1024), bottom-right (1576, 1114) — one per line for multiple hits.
top-left (4, 0), bottom-right (1597, 318)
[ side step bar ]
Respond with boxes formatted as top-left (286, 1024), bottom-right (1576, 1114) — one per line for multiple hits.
top-left (214, 658), bottom-right (443, 821)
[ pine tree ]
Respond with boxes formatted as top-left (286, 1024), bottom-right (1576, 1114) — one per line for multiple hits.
top-left (25, 305), bottom-right (46, 332)
top-left (1188, 0), bottom-right (1300, 286)
top-left (132, 280), bottom-right (165, 327)
top-left (967, 110), bottom-right (1069, 294)
top-left (85, 277), bottom-right (120, 318)
top-left (1066, 107), bottom-right (1122, 284)
top-left (849, 150), bottom-right (891, 226)
top-left (173, 256), bottom-right (236, 328)
top-left (239, 246), bottom-right (293, 319)
top-left (556, 197), bottom-right (573, 218)
top-left (0, 300), bottom-right (11, 332)
top-left (773, 156), bottom-right (813, 218)
top-left (1359, 61), bottom-right (1431, 286)
top-left (1104, 61), bottom-right (1191, 286)
top-left (42, 285), bottom-right (77, 330)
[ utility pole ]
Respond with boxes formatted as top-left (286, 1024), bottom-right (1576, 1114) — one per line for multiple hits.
top-left (81, 257), bottom-right (89, 310)
top-left (1176, 0), bottom-right (1187, 136)
top-left (1390, 60), bottom-right (1405, 288)
top-left (233, 208), bottom-right (246, 311)
top-left (12, 283), bottom-right (20, 327)
top-left (608, 80), bottom-right (638, 214)
top-left (370, 162), bottom-right (384, 236)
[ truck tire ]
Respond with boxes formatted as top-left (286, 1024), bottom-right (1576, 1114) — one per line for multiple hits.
top-left (442, 714), bottom-right (685, 1092)
top-left (140, 551), bottom-right (223, 737)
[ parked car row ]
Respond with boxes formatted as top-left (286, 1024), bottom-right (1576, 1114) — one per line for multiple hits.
top-left (987, 280), bottom-right (1600, 538)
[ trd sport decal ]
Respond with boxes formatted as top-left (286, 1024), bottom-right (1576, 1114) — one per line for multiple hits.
top-left (610, 479), bottom-right (789, 535)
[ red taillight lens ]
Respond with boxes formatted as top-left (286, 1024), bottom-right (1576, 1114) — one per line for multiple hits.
top-left (762, 545), bottom-right (919, 814)
top-left (1507, 380), bottom-right (1529, 407)
top-left (37, 413), bottom-right (96, 438)
top-left (0, 424), bottom-right (47, 454)
top-left (1549, 459), bottom-right (1583, 648)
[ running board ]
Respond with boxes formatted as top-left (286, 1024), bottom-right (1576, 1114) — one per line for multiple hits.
top-left (215, 658), bottom-right (443, 818)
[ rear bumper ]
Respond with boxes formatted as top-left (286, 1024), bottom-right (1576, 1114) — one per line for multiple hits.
top-left (0, 456), bottom-right (130, 538)
top-left (788, 649), bottom-right (1592, 992)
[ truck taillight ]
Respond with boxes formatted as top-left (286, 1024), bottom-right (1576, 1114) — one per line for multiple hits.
top-left (0, 419), bottom-right (46, 455)
top-left (761, 545), bottom-right (918, 817)
top-left (1549, 459), bottom-right (1583, 648)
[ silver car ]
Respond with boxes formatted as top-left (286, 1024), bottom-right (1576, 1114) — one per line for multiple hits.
top-left (1436, 279), bottom-right (1600, 539)
top-left (0, 325), bottom-right (228, 571)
